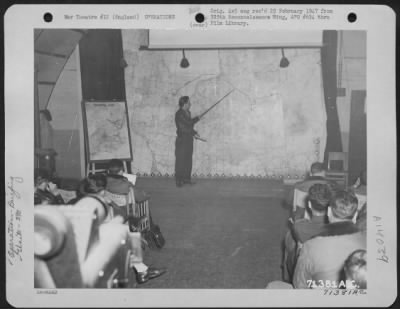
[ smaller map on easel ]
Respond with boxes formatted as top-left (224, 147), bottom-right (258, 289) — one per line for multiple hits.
top-left (83, 101), bottom-right (132, 161)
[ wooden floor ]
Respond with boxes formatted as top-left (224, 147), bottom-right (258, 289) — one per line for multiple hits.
top-left (134, 177), bottom-right (290, 289)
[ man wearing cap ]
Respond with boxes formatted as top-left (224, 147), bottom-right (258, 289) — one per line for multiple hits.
top-left (174, 96), bottom-right (201, 187)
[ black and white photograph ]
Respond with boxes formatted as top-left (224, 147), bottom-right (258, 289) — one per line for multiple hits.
top-left (5, 4), bottom-right (396, 307)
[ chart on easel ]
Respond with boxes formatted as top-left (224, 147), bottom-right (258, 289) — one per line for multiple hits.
top-left (82, 100), bottom-right (132, 175)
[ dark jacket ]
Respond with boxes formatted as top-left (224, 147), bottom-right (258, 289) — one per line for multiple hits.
top-left (314, 221), bottom-right (359, 238)
top-left (175, 108), bottom-right (199, 137)
top-left (34, 189), bottom-right (64, 205)
top-left (106, 174), bottom-right (132, 195)
top-left (293, 230), bottom-right (366, 288)
top-left (106, 174), bottom-right (149, 202)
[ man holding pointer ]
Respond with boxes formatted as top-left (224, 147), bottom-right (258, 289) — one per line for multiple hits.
top-left (174, 91), bottom-right (234, 187)
top-left (174, 96), bottom-right (202, 187)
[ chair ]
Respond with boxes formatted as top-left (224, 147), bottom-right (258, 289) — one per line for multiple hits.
top-left (104, 187), bottom-right (151, 233)
top-left (325, 152), bottom-right (349, 188)
top-left (292, 187), bottom-right (310, 220)
top-left (132, 198), bottom-right (151, 232)
top-left (355, 193), bottom-right (367, 211)
top-left (282, 219), bottom-right (306, 282)
top-left (292, 187), bottom-right (309, 211)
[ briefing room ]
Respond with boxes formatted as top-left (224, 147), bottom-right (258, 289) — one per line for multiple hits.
top-left (33, 29), bottom-right (367, 289)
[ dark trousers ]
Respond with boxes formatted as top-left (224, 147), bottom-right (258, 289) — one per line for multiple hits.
top-left (175, 135), bottom-right (194, 183)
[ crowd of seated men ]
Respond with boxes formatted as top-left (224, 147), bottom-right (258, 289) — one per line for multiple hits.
top-left (268, 162), bottom-right (367, 289)
top-left (34, 158), bottom-right (166, 287)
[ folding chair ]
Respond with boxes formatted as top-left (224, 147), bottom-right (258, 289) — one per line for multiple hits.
top-left (282, 218), bottom-right (306, 282)
top-left (132, 198), bottom-right (151, 232)
top-left (292, 188), bottom-right (310, 220)
top-left (355, 193), bottom-right (367, 211)
top-left (104, 187), bottom-right (151, 233)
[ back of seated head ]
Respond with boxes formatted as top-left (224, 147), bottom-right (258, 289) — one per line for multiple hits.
top-left (344, 249), bottom-right (367, 289)
top-left (310, 162), bottom-right (324, 175)
top-left (107, 158), bottom-right (124, 175)
top-left (330, 190), bottom-right (358, 220)
top-left (308, 183), bottom-right (332, 213)
top-left (83, 173), bottom-right (107, 194)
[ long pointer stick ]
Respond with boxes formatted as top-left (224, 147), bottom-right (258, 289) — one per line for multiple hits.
top-left (198, 89), bottom-right (235, 119)
top-left (194, 136), bottom-right (207, 142)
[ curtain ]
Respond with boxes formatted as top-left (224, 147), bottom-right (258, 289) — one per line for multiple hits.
top-left (321, 30), bottom-right (342, 165)
top-left (79, 29), bottom-right (126, 101)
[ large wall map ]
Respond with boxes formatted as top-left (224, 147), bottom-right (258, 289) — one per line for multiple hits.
top-left (122, 30), bottom-right (327, 177)
top-left (83, 101), bottom-right (131, 161)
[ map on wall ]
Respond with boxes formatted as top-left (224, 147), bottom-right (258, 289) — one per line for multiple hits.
top-left (122, 30), bottom-right (327, 177)
top-left (83, 101), bottom-right (132, 162)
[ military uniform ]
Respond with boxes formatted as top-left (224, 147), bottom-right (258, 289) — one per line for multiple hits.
top-left (174, 108), bottom-right (200, 186)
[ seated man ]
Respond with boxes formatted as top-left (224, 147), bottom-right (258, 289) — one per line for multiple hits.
top-left (75, 173), bottom-right (166, 284)
top-left (34, 168), bottom-right (65, 205)
top-left (292, 190), bottom-right (366, 288)
top-left (106, 159), bottom-right (148, 201)
top-left (343, 249), bottom-right (367, 289)
top-left (355, 203), bottom-right (367, 233)
top-left (283, 184), bottom-right (331, 281)
top-left (73, 173), bottom-right (115, 222)
top-left (270, 249), bottom-right (367, 290)
top-left (352, 170), bottom-right (367, 195)
top-left (352, 170), bottom-right (367, 210)
top-left (106, 159), bottom-right (130, 193)
top-left (290, 162), bottom-right (337, 219)
top-left (68, 173), bottom-right (107, 205)
top-left (292, 184), bottom-right (332, 243)
top-left (105, 158), bottom-right (151, 223)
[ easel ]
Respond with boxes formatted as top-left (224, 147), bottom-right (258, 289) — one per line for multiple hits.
top-left (81, 100), bottom-right (133, 177)
top-left (86, 160), bottom-right (129, 176)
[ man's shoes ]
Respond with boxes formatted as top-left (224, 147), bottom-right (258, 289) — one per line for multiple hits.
top-left (136, 267), bottom-right (167, 284)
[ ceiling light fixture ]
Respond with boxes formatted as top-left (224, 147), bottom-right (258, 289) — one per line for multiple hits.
top-left (279, 48), bottom-right (290, 68)
top-left (180, 49), bottom-right (190, 68)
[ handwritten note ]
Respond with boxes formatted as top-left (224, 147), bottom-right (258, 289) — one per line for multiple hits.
top-left (374, 216), bottom-right (389, 263)
top-left (323, 289), bottom-right (367, 296)
top-left (6, 176), bottom-right (23, 266)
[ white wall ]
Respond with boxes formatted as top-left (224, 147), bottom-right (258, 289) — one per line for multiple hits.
top-left (123, 30), bottom-right (327, 178)
top-left (44, 30), bottom-right (363, 180)
top-left (47, 47), bottom-right (85, 179)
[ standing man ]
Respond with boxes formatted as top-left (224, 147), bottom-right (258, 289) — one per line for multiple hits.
top-left (175, 96), bottom-right (201, 187)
